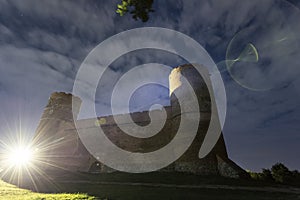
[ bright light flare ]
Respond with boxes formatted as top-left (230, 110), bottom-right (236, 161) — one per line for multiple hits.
top-left (0, 125), bottom-right (59, 190)
top-left (7, 146), bottom-right (34, 167)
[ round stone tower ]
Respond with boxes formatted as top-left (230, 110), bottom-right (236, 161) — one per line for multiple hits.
top-left (169, 64), bottom-right (229, 175)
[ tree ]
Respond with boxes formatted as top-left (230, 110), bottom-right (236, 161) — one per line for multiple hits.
top-left (291, 170), bottom-right (300, 186)
top-left (116, 0), bottom-right (154, 22)
top-left (260, 168), bottom-right (274, 182)
top-left (271, 163), bottom-right (292, 183)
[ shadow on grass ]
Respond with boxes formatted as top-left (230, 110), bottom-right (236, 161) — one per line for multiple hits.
top-left (2, 170), bottom-right (300, 200)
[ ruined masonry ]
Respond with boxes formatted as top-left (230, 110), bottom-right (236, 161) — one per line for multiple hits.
top-left (32, 64), bottom-right (247, 178)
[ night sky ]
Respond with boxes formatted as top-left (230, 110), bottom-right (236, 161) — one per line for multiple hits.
top-left (0, 0), bottom-right (300, 172)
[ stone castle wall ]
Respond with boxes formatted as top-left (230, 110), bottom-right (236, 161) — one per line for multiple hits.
top-left (33, 64), bottom-right (247, 178)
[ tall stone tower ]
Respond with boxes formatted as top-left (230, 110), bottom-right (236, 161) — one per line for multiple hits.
top-left (32, 92), bottom-right (93, 172)
top-left (169, 64), bottom-right (246, 177)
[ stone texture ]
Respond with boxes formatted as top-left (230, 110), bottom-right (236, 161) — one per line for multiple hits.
top-left (217, 155), bottom-right (248, 178)
top-left (32, 64), bottom-right (247, 178)
top-left (32, 92), bottom-right (96, 172)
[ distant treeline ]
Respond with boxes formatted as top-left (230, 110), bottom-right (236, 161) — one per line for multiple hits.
top-left (248, 163), bottom-right (300, 186)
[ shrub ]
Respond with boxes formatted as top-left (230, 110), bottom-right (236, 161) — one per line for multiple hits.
top-left (248, 163), bottom-right (300, 186)
top-left (248, 171), bottom-right (260, 180)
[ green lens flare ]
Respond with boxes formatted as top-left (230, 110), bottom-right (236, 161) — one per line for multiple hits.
top-left (236, 43), bottom-right (259, 63)
top-left (224, 16), bottom-right (300, 92)
top-left (225, 43), bottom-right (259, 69)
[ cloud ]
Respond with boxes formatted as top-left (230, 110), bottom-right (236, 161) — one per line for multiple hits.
top-left (0, 0), bottom-right (299, 171)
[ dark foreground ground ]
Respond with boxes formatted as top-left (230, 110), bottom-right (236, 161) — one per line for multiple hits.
top-left (2, 170), bottom-right (300, 200)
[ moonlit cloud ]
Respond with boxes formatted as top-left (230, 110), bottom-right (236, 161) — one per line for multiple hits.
top-left (0, 0), bottom-right (299, 171)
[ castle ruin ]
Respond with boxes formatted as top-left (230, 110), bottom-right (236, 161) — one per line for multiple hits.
top-left (32, 64), bottom-right (247, 178)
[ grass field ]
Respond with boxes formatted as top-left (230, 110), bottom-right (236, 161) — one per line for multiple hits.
top-left (1, 171), bottom-right (300, 200)
top-left (0, 179), bottom-right (96, 200)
